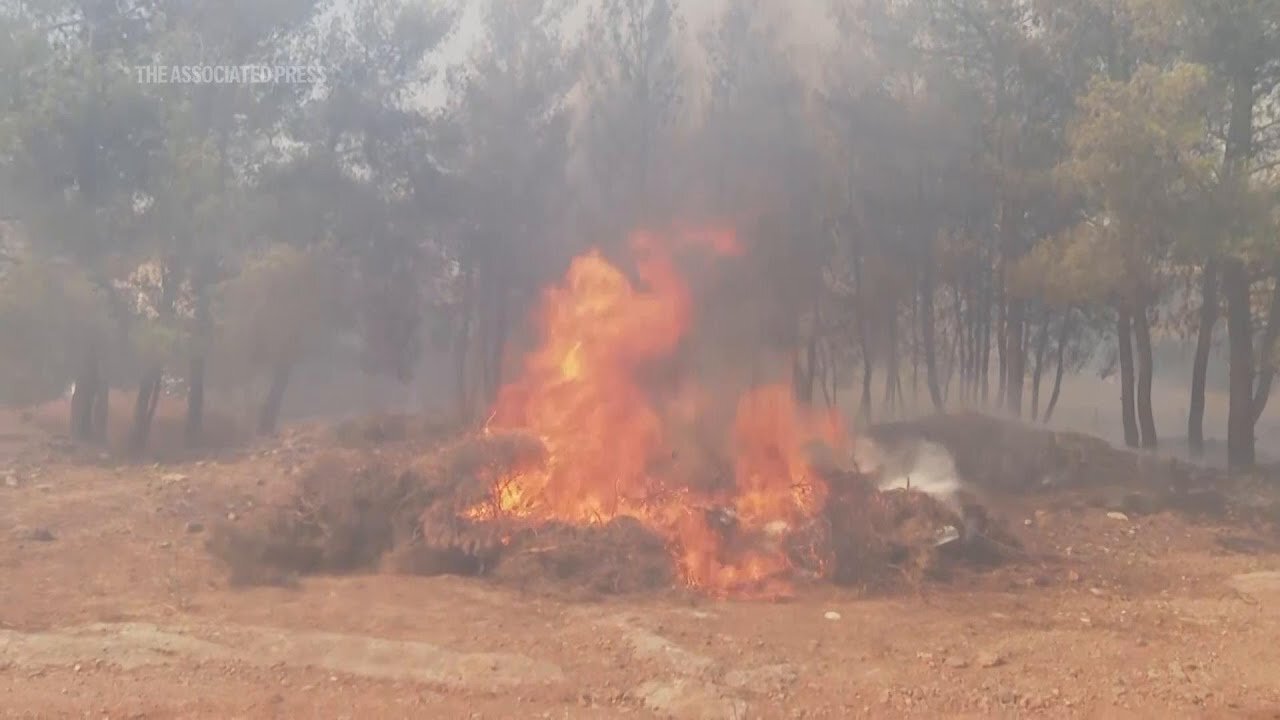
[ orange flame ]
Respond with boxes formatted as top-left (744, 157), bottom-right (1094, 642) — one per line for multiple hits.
top-left (474, 228), bottom-right (844, 596)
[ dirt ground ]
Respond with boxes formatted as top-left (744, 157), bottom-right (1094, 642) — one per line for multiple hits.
top-left (4, 411), bottom-right (1280, 719)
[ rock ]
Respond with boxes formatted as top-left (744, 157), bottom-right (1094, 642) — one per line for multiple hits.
top-left (1106, 512), bottom-right (1130, 522)
top-left (36, 484), bottom-right (52, 492)
top-left (4, 474), bottom-right (18, 488)
top-left (12, 526), bottom-right (56, 542)
top-left (158, 541), bottom-right (171, 549)
top-left (723, 664), bottom-right (797, 695)
top-left (630, 679), bottom-right (748, 720)
top-left (945, 656), bottom-right (969, 669)
top-left (976, 652), bottom-right (1005, 669)
top-left (161, 473), bottom-right (189, 483)
top-left (823, 611), bottom-right (841, 621)
top-left (185, 521), bottom-right (205, 534)
top-left (226, 512), bottom-right (238, 522)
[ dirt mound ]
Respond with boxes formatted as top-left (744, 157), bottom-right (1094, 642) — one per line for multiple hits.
top-left (868, 413), bottom-right (1212, 496)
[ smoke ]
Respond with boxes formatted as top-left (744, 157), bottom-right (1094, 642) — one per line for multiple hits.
top-left (851, 435), bottom-right (967, 514)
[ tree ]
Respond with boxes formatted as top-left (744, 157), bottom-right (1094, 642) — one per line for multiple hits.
top-left (1, 0), bottom-right (166, 443)
top-left (1050, 63), bottom-right (1217, 448)
top-left (578, 0), bottom-right (685, 236)
top-left (215, 245), bottom-right (345, 435)
top-left (0, 254), bottom-right (111, 407)
top-left (439, 0), bottom-right (577, 420)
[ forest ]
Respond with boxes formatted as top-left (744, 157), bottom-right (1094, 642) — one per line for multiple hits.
top-left (1, 0), bottom-right (1278, 467)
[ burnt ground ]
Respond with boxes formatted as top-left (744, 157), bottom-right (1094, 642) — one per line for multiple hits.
top-left (3, 410), bottom-right (1280, 719)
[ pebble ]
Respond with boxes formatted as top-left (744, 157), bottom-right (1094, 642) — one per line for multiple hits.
top-left (3, 473), bottom-right (18, 488)
top-left (226, 512), bottom-right (238, 522)
top-left (1107, 511), bottom-right (1130, 522)
top-left (977, 651), bottom-right (1005, 668)
top-left (185, 521), bottom-right (205, 533)
top-left (945, 656), bottom-right (969, 669)
top-left (824, 611), bottom-right (841, 621)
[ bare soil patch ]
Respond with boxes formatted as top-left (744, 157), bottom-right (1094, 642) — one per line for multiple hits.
top-left (4, 409), bottom-right (1280, 718)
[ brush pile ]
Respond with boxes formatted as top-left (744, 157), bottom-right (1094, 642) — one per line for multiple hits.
top-left (208, 426), bottom-right (1019, 596)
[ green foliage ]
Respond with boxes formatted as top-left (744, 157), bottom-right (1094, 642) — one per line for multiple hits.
top-left (0, 256), bottom-right (110, 405)
top-left (213, 245), bottom-right (346, 383)
top-left (1040, 62), bottom-right (1219, 304)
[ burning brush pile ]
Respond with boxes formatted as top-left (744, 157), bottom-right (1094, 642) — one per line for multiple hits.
top-left (210, 229), bottom-right (1017, 597)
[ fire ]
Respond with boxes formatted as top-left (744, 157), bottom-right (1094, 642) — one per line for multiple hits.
top-left (473, 229), bottom-right (845, 596)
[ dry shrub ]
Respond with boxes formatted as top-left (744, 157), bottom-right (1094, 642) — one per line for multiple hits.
top-left (208, 422), bottom-right (1020, 595)
top-left (819, 469), bottom-right (1019, 589)
top-left (206, 431), bottom-right (551, 586)
top-left (331, 413), bottom-right (459, 449)
top-left (492, 517), bottom-right (675, 598)
top-left (207, 454), bottom-right (434, 585)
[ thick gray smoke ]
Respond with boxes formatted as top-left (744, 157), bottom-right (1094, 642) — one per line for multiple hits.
top-left (851, 435), bottom-right (967, 514)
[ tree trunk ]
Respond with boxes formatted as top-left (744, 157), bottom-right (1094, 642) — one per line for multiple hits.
top-left (884, 307), bottom-right (899, 418)
top-left (1043, 310), bottom-right (1073, 425)
top-left (91, 382), bottom-right (109, 442)
top-left (979, 256), bottom-right (992, 405)
top-left (852, 250), bottom-right (874, 423)
top-left (455, 269), bottom-right (475, 424)
top-left (128, 366), bottom-right (163, 458)
top-left (1188, 261), bottom-right (1219, 456)
top-left (185, 271), bottom-right (212, 446)
top-left (185, 355), bottom-right (205, 447)
top-left (1030, 311), bottom-right (1051, 421)
top-left (1118, 309), bottom-right (1140, 448)
top-left (1224, 64), bottom-right (1258, 468)
top-left (860, 350), bottom-right (874, 423)
top-left (128, 258), bottom-right (179, 457)
top-left (996, 296), bottom-right (1007, 410)
top-left (70, 346), bottom-right (99, 443)
top-left (952, 284), bottom-right (969, 402)
top-left (1005, 298), bottom-right (1026, 418)
top-left (1225, 260), bottom-right (1255, 466)
top-left (1133, 305), bottom-right (1157, 448)
top-left (921, 260), bottom-right (944, 411)
top-left (910, 288), bottom-right (920, 410)
top-left (1251, 272), bottom-right (1280, 424)
top-left (481, 278), bottom-right (509, 411)
top-left (257, 363), bottom-right (292, 436)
